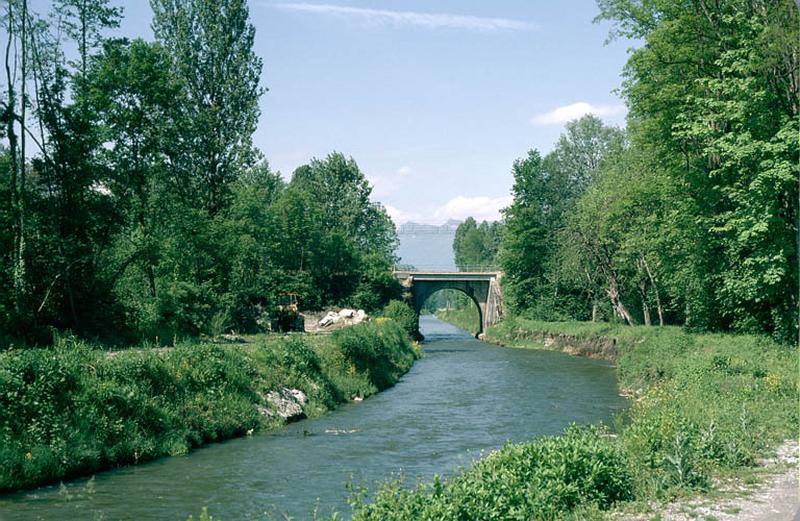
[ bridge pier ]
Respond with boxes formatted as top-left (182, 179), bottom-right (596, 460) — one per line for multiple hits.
top-left (394, 271), bottom-right (503, 338)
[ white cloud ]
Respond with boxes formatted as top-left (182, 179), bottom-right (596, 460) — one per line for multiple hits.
top-left (433, 195), bottom-right (512, 223)
top-left (532, 102), bottom-right (626, 126)
top-left (274, 3), bottom-right (534, 31)
top-left (368, 165), bottom-right (412, 199)
top-left (383, 195), bottom-right (511, 226)
top-left (384, 204), bottom-right (414, 225)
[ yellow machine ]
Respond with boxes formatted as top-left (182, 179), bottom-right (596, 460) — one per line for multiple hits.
top-left (271, 293), bottom-right (305, 332)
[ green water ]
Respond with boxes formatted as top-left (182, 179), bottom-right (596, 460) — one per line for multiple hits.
top-left (0, 316), bottom-right (626, 521)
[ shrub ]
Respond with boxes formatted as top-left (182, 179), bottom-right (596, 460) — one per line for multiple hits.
top-left (333, 320), bottom-right (417, 390)
top-left (380, 300), bottom-right (418, 338)
top-left (350, 425), bottom-right (632, 521)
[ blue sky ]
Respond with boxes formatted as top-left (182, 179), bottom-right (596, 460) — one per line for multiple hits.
top-left (62, 0), bottom-right (635, 223)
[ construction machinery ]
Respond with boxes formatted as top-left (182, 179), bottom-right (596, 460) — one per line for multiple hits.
top-left (271, 293), bottom-right (305, 333)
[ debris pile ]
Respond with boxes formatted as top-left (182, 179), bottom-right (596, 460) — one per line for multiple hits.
top-left (318, 308), bottom-right (368, 329)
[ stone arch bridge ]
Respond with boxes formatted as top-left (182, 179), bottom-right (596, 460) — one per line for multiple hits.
top-left (393, 271), bottom-right (503, 338)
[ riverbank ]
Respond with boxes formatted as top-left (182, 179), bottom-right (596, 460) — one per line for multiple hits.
top-left (358, 311), bottom-right (798, 520)
top-left (434, 308), bottom-right (481, 337)
top-left (0, 320), bottom-right (419, 493)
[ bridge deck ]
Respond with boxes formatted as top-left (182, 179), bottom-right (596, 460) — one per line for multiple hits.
top-left (393, 271), bottom-right (500, 281)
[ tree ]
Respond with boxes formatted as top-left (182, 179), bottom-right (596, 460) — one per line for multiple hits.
top-left (82, 38), bottom-right (186, 333)
top-left (151, 0), bottom-right (264, 216)
top-left (453, 217), bottom-right (501, 270)
top-left (290, 153), bottom-right (398, 261)
top-left (56, 0), bottom-right (122, 79)
top-left (499, 116), bottom-right (624, 318)
top-left (597, 0), bottom-right (799, 340)
top-left (498, 150), bottom-right (551, 312)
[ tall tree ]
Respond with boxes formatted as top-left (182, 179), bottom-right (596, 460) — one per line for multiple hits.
top-left (453, 217), bottom-right (501, 270)
top-left (82, 38), bottom-right (185, 329)
top-left (498, 150), bottom-right (551, 312)
top-left (290, 152), bottom-right (398, 261)
top-left (56, 0), bottom-right (122, 80)
top-left (151, 0), bottom-right (264, 216)
top-left (3, 0), bottom-right (22, 313)
top-left (597, 0), bottom-right (799, 340)
top-left (499, 116), bottom-right (624, 318)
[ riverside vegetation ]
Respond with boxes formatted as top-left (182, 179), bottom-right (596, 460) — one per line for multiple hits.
top-left (389, 309), bottom-right (796, 520)
top-left (391, 1), bottom-right (799, 515)
top-left (0, 318), bottom-right (419, 492)
top-left (0, 0), bottom-right (417, 496)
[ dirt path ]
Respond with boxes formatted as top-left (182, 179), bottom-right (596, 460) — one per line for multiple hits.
top-left (618, 441), bottom-right (798, 521)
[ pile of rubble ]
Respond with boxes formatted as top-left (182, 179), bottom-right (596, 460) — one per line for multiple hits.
top-left (318, 308), bottom-right (368, 329)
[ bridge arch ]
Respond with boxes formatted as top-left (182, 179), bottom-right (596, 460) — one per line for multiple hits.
top-left (394, 271), bottom-right (503, 339)
top-left (420, 287), bottom-right (484, 336)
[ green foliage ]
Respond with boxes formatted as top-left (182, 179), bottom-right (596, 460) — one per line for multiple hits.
top-left (333, 320), bottom-right (419, 391)
top-left (287, 153), bottom-right (399, 308)
top-left (0, 321), bottom-right (417, 492)
top-left (452, 217), bottom-right (502, 270)
top-left (380, 300), bottom-right (418, 338)
top-left (434, 306), bottom-right (481, 337)
top-left (618, 332), bottom-right (797, 498)
top-left (494, 2), bottom-right (797, 341)
top-left (349, 425), bottom-right (632, 521)
top-left (593, 0), bottom-right (799, 340)
top-left (0, 4), bottom-right (400, 346)
top-left (498, 117), bottom-right (624, 319)
top-left (484, 318), bottom-right (798, 501)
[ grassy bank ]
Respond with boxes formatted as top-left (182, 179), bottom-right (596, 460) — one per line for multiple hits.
top-left (0, 320), bottom-right (419, 493)
top-left (433, 308), bottom-right (481, 337)
top-left (350, 314), bottom-right (797, 520)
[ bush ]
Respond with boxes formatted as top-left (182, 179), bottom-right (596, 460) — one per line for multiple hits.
top-left (350, 425), bottom-right (632, 521)
top-left (333, 320), bottom-right (418, 390)
top-left (380, 300), bottom-right (418, 338)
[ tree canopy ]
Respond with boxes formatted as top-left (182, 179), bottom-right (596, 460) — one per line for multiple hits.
top-left (0, 1), bottom-right (401, 345)
top-left (495, 0), bottom-right (797, 342)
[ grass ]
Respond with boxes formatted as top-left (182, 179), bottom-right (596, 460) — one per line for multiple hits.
top-left (433, 307), bottom-right (481, 336)
top-left (356, 312), bottom-right (798, 520)
top-left (0, 319), bottom-right (420, 492)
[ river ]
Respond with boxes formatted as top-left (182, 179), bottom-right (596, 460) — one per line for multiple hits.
top-left (0, 316), bottom-right (626, 521)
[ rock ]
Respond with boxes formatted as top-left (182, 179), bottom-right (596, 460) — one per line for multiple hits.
top-left (263, 388), bottom-right (307, 421)
top-left (339, 309), bottom-right (356, 318)
top-left (352, 309), bottom-right (367, 324)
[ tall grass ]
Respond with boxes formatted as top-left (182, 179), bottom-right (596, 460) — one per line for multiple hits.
top-left (0, 320), bottom-right (418, 492)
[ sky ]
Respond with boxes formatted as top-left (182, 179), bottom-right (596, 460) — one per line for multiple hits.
top-left (41, 0), bottom-right (636, 224)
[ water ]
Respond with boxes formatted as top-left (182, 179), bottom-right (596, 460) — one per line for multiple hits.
top-left (0, 317), bottom-right (626, 521)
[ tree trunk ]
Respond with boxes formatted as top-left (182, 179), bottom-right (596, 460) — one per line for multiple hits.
top-left (606, 278), bottom-right (636, 326)
top-left (617, 299), bottom-right (636, 326)
top-left (5, 1), bottom-right (21, 312)
top-left (641, 255), bottom-right (664, 327)
top-left (639, 280), bottom-right (651, 326)
top-left (17, 0), bottom-right (27, 304)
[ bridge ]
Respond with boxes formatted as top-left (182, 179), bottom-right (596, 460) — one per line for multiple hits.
top-left (393, 270), bottom-right (503, 338)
